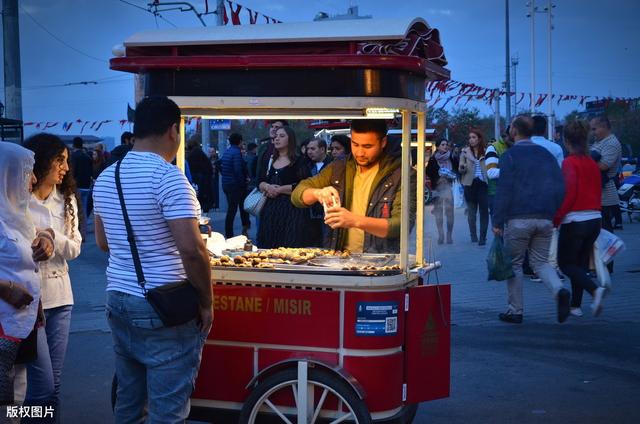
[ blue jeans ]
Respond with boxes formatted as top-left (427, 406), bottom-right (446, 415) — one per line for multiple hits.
top-left (25, 305), bottom-right (72, 424)
top-left (106, 290), bottom-right (206, 424)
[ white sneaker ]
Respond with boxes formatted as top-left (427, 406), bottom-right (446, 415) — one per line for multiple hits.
top-left (591, 287), bottom-right (609, 317)
top-left (570, 307), bottom-right (583, 317)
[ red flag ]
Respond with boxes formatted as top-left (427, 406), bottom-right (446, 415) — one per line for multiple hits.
top-left (535, 94), bottom-right (547, 107)
top-left (227, 0), bottom-right (242, 25)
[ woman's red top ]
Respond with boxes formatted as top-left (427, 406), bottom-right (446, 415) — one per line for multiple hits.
top-left (553, 155), bottom-right (602, 226)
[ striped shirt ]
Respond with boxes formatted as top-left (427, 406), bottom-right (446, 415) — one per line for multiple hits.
top-left (93, 152), bottom-right (199, 297)
top-left (592, 134), bottom-right (622, 206)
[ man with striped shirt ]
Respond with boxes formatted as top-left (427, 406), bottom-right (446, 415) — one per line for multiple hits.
top-left (485, 132), bottom-right (512, 221)
top-left (93, 96), bottom-right (212, 422)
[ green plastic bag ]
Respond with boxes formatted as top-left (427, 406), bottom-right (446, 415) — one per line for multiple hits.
top-left (487, 236), bottom-right (515, 281)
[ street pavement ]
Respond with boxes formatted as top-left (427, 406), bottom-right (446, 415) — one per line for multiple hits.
top-left (59, 205), bottom-right (640, 423)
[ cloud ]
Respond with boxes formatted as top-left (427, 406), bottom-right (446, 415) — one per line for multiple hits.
top-left (426, 8), bottom-right (453, 16)
top-left (264, 3), bottom-right (286, 12)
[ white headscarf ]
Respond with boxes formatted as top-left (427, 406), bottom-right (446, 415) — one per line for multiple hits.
top-left (0, 142), bottom-right (35, 241)
top-left (0, 141), bottom-right (40, 339)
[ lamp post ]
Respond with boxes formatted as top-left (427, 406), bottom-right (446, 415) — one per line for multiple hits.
top-left (545, 0), bottom-right (555, 139)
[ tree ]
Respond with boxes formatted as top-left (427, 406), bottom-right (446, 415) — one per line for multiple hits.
top-left (448, 107), bottom-right (481, 146)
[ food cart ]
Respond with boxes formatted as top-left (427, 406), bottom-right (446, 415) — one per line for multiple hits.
top-left (110, 17), bottom-right (451, 423)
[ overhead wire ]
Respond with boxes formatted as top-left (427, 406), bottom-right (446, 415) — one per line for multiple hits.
top-left (18, 4), bottom-right (108, 63)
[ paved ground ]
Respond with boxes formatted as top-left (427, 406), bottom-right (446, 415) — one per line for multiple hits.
top-left (58, 204), bottom-right (640, 423)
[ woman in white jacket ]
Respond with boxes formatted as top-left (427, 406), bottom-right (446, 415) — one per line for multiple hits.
top-left (23, 134), bottom-right (82, 420)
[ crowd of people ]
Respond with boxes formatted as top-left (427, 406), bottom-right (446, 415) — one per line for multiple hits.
top-left (0, 92), bottom-right (628, 421)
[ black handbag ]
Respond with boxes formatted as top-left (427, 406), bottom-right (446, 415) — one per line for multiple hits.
top-left (115, 160), bottom-right (200, 327)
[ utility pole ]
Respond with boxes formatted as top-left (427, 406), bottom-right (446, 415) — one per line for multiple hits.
top-left (528, 1), bottom-right (536, 113)
top-left (511, 55), bottom-right (519, 116)
top-left (494, 89), bottom-right (501, 140)
top-left (215, 0), bottom-right (226, 157)
top-left (201, 0), bottom-right (226, 153)
top-left (504, 0), bottom-right (511, 123)
top-left (545, 0), bottom-right (555, 139)
top-left (3, 0), bottom-right (23, 121)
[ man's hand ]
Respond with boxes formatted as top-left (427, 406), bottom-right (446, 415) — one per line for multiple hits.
top-left (32, 233), bottom-right (54, 262)
top-left (492, 227), bottom-right (503, 237)
top-left (324, 206), bottom-right (359, 229)
top-left (198, 305), bottom-right (214, 334)
top-left (1, 282), bottom-right (34, 309)
top-left (314, 186), bottom-right (340, 209)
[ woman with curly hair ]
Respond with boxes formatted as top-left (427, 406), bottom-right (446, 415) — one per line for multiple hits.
top-left (459, 129), bottom-right (489, 245)
top-left (23, 133), bottom-right (82, 420)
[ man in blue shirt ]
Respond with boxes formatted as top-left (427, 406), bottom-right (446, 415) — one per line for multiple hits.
top-left (219, 132), bottom-right (250, 238)
top-left (493, 115), bottom-right (570, 324)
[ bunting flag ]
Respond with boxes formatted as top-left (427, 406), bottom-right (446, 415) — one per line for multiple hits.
top-left (227, 0), bottom-right (242, 25)
top-left (216, 0), bottom-right (281, 26)
top-left (247, 8), bottom-right (258, 24)
top-left (423, 78), bottom-right (637, 111)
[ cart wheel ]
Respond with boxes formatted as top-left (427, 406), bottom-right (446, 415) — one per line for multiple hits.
top-left (424, 187), bottom-right (433, 205)
top-left (239, 367), bottom-right (371, 424)
top-left (111, 373), bottom-right (117, 412)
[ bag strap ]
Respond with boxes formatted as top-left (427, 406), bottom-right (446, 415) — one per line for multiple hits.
top-left (115, 160), bottom-right (147, 296)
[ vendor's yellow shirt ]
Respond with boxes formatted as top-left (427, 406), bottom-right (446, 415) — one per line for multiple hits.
top-left (344, 164), bottom-right (379, 253)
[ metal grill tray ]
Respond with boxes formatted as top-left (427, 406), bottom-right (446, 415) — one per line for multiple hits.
top-left (307, 254), bottom-right (396, 268)
top-left (211, 262), bottom-right (401, 276)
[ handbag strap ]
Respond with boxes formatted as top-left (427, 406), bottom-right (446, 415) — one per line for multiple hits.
top-left (115, 160), bottom-right (147, 295)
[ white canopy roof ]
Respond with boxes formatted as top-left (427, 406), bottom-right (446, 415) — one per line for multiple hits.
top-left (123, 17), bottom-right (431, 47)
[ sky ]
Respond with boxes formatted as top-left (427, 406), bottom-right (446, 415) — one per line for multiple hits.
top-left (2, 0), bottom-right (639, 144)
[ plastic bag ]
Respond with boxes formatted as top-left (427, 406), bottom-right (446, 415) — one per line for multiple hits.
top-left (596, 229), bottom-right (625, 264)
top-left (453, 180), bottom-right (465, 209)
top-left (592, 243), bottom-right (612, 288)
top-left (487, 236), bottom-right (515, 281)
top-left (548, 228), bottom-right (559, 269)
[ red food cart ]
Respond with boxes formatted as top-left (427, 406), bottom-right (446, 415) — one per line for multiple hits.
top-left (111, 17), bottom-right (451, 423)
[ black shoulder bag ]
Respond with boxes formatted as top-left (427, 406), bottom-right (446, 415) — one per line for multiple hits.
top-left (115, 160), bottom-right (200, 327)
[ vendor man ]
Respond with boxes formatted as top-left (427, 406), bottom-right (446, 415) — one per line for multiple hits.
top-left (291, 119), bottom-right (415, 253)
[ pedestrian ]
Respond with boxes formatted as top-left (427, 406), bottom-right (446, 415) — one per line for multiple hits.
top-left (70, 137), bottom-right (92, 220)
top-left (427, 139), bottom-right (457, 244)
top-left (22, 134), bottom-right (82, 423)
top-left (108, 131), bottom-right (134, 167)
top-left (92, 96), bottom-right (213, 422)
top-left (492, 115), bottom-right (570, 324)
top-left (459, 129), bottom-right (489, 245)
top-left (208, 148), bottom-right (220, 210)
top-left (186, 139), bottom-right (214, 214)
top-left (485, 129), bottom-right (512, 220)
top-left (590, 116), bottom-right (622, 234)
top-left (257, 126), bottom-right (312, 248)
top-left (553, 120), bottom-right (608, 317)
top-left (91, 143), bottom-right (108, 180)
top-left (255, 120), bottom-right (288, 186)
top-left (245, 142), bottom-right (258, 190)
top-left (0, 142), bottom-right (54, 416)
top-left (305, 138), bottom-right (332, 246)
top-left (329, 134), bottom-right (351, 161)
top-left (519, 116), bottom-right (565, 283)
top-left (531, 115), bottom-right (564, 166)
top-left (219, 133), bottom-right (251, 238)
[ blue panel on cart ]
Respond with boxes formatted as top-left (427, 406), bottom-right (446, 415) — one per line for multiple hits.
top-left (355, 301), bottom-right (399, 336)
